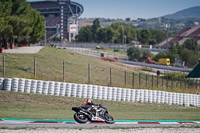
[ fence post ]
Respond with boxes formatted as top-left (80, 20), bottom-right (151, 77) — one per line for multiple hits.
top-left (166, 77), bottom-right (168, 89)
top-left (88, 64), bottom-right (91, 84)
top-left (176, 80), bottom-right (178, 88)
top-left (185, 79), bottom-right (187, 89)
top-left (3, 55), bottom-right (5, 77)
top-left (34, 57), bottom-right (36, 79)
top-left (152, 75), bottom-right (154, 88)
top-left (157, 75), bottom-right (159, 88)
top-left (195, 80), bottom-right (197, 91)
top-left (110, 67), bottom-right (112, 86)
top-left (63, 61), bottom-right (65, 82)
top-left (146, 74), bottom-right (148, 87)
top-left (132, 72), bottom-right (134, 88)
top-left (171, 78), bottom-right (173, 89)
top-left (124, 71), bottom-right (127, 86)
top-left (139, 73), bottom-right (141, 87)
top-left (180, 80), bottom-right (182, 88)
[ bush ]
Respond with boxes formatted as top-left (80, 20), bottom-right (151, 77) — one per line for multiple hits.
top-left (127, 46), bottom-right (141, 61)
top-left (163, 72), bottom-right (186, 80)
top-left (113, 49), bottom-right (119, 52)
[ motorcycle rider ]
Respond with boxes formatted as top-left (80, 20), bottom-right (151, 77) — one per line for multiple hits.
top-left (81, 99), bottom-right (101, 117)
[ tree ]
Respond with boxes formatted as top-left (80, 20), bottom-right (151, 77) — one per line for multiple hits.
top-left (0, 0), bottom-right (45, 47)
top-left (92, 19), bottom-right (101, 42)
top-left (138, 28), bottom-right (152, 45)
top-left (168, 44), bottom-right (179, 63)
top-left (105, 28), bottom-right (114, 43)
top-left (127, 46), bottom-right (141, 61)
top-left (151, 29), bottom-right (166, 44)
top-left (153, 51), bottom-right (168, 62)
top-left (0, 0), bottom-right (12, 17)
top-left (182, 39), bottom-right (198, 53)
top-left (77, 26), bottom-right (93, 42)
top-left (108, 23), bottom-right (136, 44)
top-left (141, 50), bottom-right (151, 61)
top-left (109, 22), bottom-right (123, 43)
top-left (181, 48), bottom-right (198, 67)
top-left (29, 9), bottom-right (45, 44)
top-left (124, 24), bottom-right (137, 44)
top-left (96, 28), bottom-right (105, 42)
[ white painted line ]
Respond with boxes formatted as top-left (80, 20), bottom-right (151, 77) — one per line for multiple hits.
top-left (159, 122), bottom-right (180, 124)
top-left (114, 122), bottom-right (138, 124)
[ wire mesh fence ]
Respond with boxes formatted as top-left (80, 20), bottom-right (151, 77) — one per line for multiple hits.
top-left (0, 54), bottom-right (199, 94)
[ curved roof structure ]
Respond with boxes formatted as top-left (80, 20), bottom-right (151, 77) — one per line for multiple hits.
top-left (29, 0), bottom-right (84, 17)
top-left (29, 0), bottom-right (84, 41)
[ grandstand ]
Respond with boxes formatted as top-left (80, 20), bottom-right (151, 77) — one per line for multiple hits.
top-left (159, 27), bottom-right (200, 48)
top-left (29, 0), bottom-right (84, 42)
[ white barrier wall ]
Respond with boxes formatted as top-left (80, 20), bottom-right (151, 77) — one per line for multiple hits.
top-left (25, 79), bottom-right (31, 93)
top-left (0, 78), bottom-right (200, 107)
top-left (42, 81), bottom-right (49, 95)
top-left (0, 78), bottom-right (4, 90)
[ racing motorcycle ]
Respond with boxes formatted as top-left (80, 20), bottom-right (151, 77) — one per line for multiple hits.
top-left (72, 104), bottom-right (114, 124)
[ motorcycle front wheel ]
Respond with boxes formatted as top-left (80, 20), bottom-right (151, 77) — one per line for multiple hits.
top-left (104, 113), bottom-right (114, 124)
top-left (74, 112), bottom-right (88, 124)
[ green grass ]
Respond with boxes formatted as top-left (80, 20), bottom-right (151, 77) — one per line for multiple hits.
top-left (0, 46), bottom-right (198, 93)
top-left (0, 91), bottom-right (200, 120)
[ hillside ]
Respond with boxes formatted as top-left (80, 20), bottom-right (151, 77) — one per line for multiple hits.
top-left (0, 47), bottom-right (140, 89)
top-left (164, 6), bottom-right (200, 20)
top-left (0, 47), bottom-right (198, 93)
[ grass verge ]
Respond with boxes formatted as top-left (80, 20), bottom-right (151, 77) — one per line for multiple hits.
top-left (0, 91), bottom-right (200, 120)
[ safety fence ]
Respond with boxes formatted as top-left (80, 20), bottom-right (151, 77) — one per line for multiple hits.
top-left (0, 78), bottom-right (199, 107)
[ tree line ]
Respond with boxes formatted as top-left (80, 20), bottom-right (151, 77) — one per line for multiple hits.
top-left (0, 0), bottom-right (45, 48)
top-left (127, 38), bottom-right (199, 68)
top-left (76, 19), bottom-right (166, 45)
top-left (154, 39), bottom-right (199, 67)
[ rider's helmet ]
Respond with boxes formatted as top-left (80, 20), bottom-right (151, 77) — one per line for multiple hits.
top-left (86, 99), bottom-right (93, 105)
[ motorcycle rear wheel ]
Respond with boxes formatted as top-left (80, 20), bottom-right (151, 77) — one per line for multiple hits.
top-left (104, 113), bottom-right (114, 124)
top-left (74, 112), bottom-right (88, 124)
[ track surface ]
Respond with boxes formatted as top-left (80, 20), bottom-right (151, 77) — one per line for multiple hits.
top-left (1, 119), bottom-right (200, 128)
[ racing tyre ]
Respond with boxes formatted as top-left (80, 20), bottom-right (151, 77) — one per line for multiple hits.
top-left (104, 113), bottom-right (114, 124)
top-left (74, 112), bottom-right (88, 124)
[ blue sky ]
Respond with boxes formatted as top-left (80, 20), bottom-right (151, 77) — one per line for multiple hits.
top-left (28, 0), bottom-right (200, 19)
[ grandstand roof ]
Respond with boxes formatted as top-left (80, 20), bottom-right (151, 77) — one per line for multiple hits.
top-left (29, 0), bottom-right (57, 2)
top-left (159, 27), bottom-right (200, 48)
top-left (30, 1), bottom-right (59, 9)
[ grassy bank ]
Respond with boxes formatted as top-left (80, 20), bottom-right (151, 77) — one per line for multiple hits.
top-left (0, 46), bottom-right (198, 93)
top-left (0, 91), bottom-right (200, 120)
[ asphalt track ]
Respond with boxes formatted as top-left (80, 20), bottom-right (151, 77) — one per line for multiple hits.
top-left (1, 119), bottom-right (200, 128)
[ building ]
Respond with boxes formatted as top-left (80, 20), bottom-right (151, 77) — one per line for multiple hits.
top-left (159, 27), bottom-right (200, 48)
top-left (29, 0), bottom-right (84, 42)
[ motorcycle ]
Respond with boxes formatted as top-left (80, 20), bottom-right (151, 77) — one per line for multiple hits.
top-left (72, 104), bottom-right (114, 124)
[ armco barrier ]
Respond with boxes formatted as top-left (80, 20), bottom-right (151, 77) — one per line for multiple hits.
top-left (0, 78), bottom-right (200, 107)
